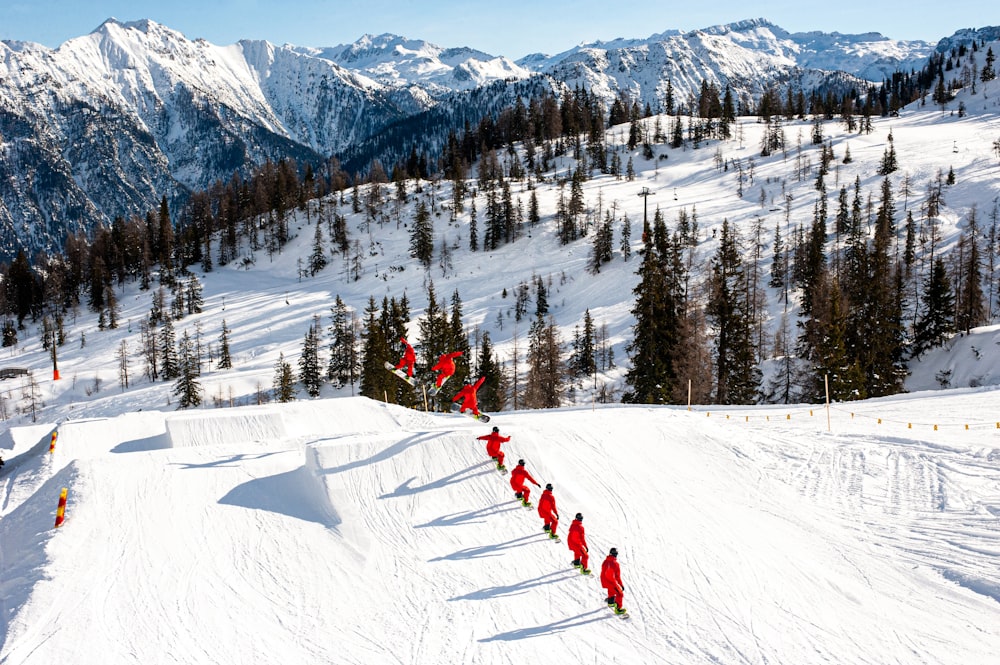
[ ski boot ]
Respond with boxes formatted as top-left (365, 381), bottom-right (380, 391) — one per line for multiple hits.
top-left (521, 498), bottom-right (532, 507)
top-left (571, 559), bottom-right (581, 569)
top-left (606, 597), bottom-right (615, 606)
top-left (543, 524), bottom-right (551, 532)
top-left (614, 605), bottom-right (628, 615)
top-left (548, 531), bottom-right (559, 539)
top-left (580, 568), bottom-right (592, 575)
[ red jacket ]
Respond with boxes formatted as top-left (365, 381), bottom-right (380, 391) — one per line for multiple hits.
top-left (509, 465), bottom-right (537, 491)
top-left (567, 520), bottom-right (588, 551)
top-left (432, 351), bottom-right (462, 376)
top-left (454, 376), bottom-right (486, 410)
top-left (601, 555), bottom-right (622, 589)
top-left (537, 489), bottom-right (557, 519)
top-left (399, 338), bottom-right (415, 364)
top-left (476, 428), bottom-right (508, 457)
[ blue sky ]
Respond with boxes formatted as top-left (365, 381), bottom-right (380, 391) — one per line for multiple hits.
top-left (0, 0), bottom-right (990, 57)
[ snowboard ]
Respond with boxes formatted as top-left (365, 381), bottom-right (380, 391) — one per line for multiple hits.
top-left (383, 361), bottom-right (418, 387)
top-left (451, 402), bottom-right (490, 422)
top-left (426, 376), bottom-right (450, 397)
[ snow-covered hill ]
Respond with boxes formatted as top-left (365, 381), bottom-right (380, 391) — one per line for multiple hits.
top-left (1, 390), bottom-right (998, 663)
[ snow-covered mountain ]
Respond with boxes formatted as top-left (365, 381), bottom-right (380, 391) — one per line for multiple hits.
top-left (294, 33), bottom-right (533, 97)
top-left (0, 16), bottom-right (982, 261)
top-left (518, 18), bottom-right (935, 110)
top-left (0, 19), bottom-right (420, 259)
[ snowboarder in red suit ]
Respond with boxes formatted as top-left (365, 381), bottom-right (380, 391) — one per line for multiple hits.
top-left (454, 376), bottom-right (486, 416)
top-left (537, 483), bottom-right (559, 538)
top-left (509, 458), bottom-right (540, 506)
top-left (601, 547), bottom-right (626, 614)
top-left (395, 337), bottom-right (416, 377)
top-left (431, 350), bottom-right (462, 388)
top-left (476, 424), bottom-right (508, 469)
top-left (567, 513), bottom-right (590, 573)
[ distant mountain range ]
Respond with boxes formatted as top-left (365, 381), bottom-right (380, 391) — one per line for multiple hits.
top-left (0, 17), bottom-right (990, 260)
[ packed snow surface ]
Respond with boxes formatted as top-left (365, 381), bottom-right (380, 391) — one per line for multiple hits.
top-left (2, 391), bottom-right (998, 664)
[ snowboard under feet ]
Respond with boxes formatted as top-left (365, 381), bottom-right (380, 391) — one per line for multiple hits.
top-left (383, 361), bottom-right (418, 387)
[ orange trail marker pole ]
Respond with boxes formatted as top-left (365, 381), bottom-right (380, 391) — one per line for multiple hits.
top-left (54, 488), bottom-right (68, 528)
top-left (49, 430), bottom-right (58, 453)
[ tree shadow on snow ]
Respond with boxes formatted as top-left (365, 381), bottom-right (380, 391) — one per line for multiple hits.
top-left (449, 569), bottom-right (577, 602)
top-left (478, 609), bottom-right (611, 642)
top-left (428, 533), bottom-right (542, 562)
top-left (413, 502), bottom-right (521, 528)
top-left (379, 461), bottom-right (494, 498)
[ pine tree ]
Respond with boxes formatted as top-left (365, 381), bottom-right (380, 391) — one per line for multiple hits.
top-left (185, 274), bottom-right (203, 315)
top-left (523, 313), bottom-right (564, 409)
top-left (159, 317), bottom-right (179, 380)
top-left (707, 219), bottom-right (760, 404)
top-left (309, 218), bottom-right (328, 275)
top-left (769, 222), bottom-right (787, 290)
top-left (469, 198), bottom-right (479, 251)
top-left (328, 295), bottom-right (357, 389)
top-left (622, 218), bottom-right (680, 404)
top-left (173, 329), bottom-right (203, 408)
top-left (813, 280), bottom-right (866, 401)
top-left (409, 200), bottom-right (434, 268)
top-left (620, 213), bottom-right (632, 261)
top-left (448, 288), bottom-right (470, 351)
top-left (217, 319), bottom-right (233, 370)
top-left (534, 275), bottom-right (549, 316)
top-left (912, 257), bottom-right (955, 357)
top-left (590, 211), bottom-right (614, 273)
top-left (954, 209), bottom-right (987, 333)
top-left (418, 281), bottom-right (454, 391)
top-left (273, 352), bottom-right (296, 402)
top-left (578, 309), bottom-right (596, 376)
top-left (856, 180), bottom-right (906, 398)
top-left (298, 316), bottom-right (323, 398)
top-left (474, 331), bottom-right (507, 413)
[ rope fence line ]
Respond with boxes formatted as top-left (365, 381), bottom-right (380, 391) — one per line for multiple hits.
top-left (689, 405), bottom-right (1000, 433)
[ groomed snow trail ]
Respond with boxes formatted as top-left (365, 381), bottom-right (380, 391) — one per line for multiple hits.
top-left (1, 396), bottom-right (999, 664)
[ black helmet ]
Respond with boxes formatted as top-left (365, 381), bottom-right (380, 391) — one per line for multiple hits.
top-left (492, 426), bottom-right (499, 433)
top-left (545, 483), bottom-right (553, 491)
top-left (517, 459), bottom-right (525, 466)
top-left (575, 513), bottom-right (583, 521)
top-left (609, 547), bottom-right (618, 557)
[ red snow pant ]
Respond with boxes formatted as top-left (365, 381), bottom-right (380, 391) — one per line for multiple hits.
top-left (603, 583), bottom-right (624, 608)
top-left (490, 450), bottom-right (505, 466)
top-left (510, 479), bottom-right (530, 502)
top-left (570, 544), bottom-right (589, 569)
top-left (540, 510), bottom-right (558, 535)
top-left (395, 356), bottom-right (415, 376)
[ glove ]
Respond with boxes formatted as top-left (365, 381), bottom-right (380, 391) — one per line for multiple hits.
top-left (620, 584), bottom-right (625, 591)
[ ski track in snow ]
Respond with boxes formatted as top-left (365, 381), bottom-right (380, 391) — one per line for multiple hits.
top-left (2, 398), bottom-right (1000, 664)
